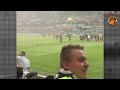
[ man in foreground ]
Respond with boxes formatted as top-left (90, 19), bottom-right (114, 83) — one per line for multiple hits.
top-left (55, 44), bottom-right (89, 79)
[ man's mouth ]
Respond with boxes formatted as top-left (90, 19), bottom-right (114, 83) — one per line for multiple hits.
top-left (83, 69), bottom-right (88, 72)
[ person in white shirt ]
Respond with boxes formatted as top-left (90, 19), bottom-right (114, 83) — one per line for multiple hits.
top-left (17, 51), bottom-right (30, 76)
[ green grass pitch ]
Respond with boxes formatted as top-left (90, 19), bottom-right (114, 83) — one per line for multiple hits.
top-left (16, 34), bottom-right (104, 79)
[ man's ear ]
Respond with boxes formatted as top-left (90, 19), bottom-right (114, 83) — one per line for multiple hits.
top-left (62, 61), bottom-right (70, 70)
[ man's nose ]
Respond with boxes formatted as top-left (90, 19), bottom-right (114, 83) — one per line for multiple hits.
top-left (84, 61), bottom-right (89, 68)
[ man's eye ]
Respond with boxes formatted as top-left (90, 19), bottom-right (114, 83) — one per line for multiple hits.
top-left (79, 57), bottom-right (87, 61)
top-left (79, 59), bottom-right (84, 61)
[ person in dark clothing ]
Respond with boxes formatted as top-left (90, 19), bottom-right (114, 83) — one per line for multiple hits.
top-left (44, 75), bottom-right (54, 79)
top-left (69, 35), bottom-right (71, 41)
top-left (17, 67), bottom-right (23, 79)
top-left (26, 71), bottom-right (37, 79)
top-left (59, 35), bottom-right (62, 43)
top-left (30, 76), bottom-right (43, 79)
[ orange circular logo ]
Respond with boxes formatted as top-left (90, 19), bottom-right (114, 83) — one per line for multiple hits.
top-left (108, 16), bottom-right (117, 26)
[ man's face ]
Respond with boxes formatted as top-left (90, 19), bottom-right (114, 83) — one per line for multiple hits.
top-left (67, 49), bottom-right (89, 79)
